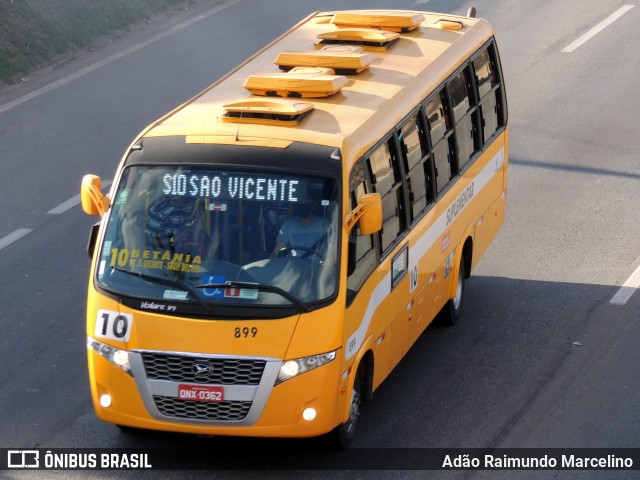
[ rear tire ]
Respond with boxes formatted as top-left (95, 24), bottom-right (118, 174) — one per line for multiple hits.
top-left (438, 254), bottom-right (466, 326)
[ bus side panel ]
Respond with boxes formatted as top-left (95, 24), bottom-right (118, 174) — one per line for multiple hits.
top-left (372, 303), bottom-right (408, 390)
top-left (472, 132), bottom-right (508, 268)
top-left (343, 269), bottom-right (389, 371)
top-left (406, 246), bottom-right (449, 352)
top-left (343, 264), bottom-right (413, 394)
top-left (404, 289), bottom-right (429, 357)
top-left (474, 190), bottom-right (506, 267)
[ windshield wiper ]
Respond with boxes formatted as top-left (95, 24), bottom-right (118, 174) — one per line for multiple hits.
top-left (194, 280), bottom-right (311, 313)
top-left (113, 267), bottom-right (212, 311)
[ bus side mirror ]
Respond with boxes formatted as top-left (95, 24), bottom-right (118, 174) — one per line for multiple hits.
top-left (346, 193), bottom-right (382, 235)
top-left (81, 174), bottom-right (109, 217)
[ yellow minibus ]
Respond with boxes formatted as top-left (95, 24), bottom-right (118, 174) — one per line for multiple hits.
top-left (81, 8), bottom-right (508, 447)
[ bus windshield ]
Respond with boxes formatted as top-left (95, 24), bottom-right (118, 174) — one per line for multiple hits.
top-left (96, 165), bottom-right (340, 312)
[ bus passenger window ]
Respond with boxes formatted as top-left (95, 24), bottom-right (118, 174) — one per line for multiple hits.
top-left (448, 68), bottom-right (477, 170)
top-left (367, 140), bottom-right (406, 253)
top-left (398, 112), bottom-right (432, 221)
top-left (473, 44), bottom-right (501, 142)
top-left (426, 91), bottom-right (455, 194)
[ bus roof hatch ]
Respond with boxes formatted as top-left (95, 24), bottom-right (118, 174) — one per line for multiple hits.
top-left (220, 99), bottom-right (314, 126)
top-left (243, 67), bottom-right (348, 98)
top-left (330, 11), bottom-right (425, 33)
top-left (275, 46), bottom-right (375, 75)
top-left (315, 28), bottom-right (400, 51)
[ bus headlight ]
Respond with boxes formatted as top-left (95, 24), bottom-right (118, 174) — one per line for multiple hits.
top-left (87, 336), bottom-right (132, 375)
top-left (275, 350), bottom-right (337, 385)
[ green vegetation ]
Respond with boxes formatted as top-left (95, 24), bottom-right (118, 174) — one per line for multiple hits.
top-left (0, 0), bottom-right (185, 84)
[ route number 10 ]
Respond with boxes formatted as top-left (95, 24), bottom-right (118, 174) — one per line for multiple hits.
top-left (409, 265), bottom-right (418, 293)
top-left (95, 310), bottom-right (133, 342)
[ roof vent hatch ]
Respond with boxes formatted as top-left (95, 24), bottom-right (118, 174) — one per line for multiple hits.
top-left (243, 67), bottom-right (348, 98)
top-left (220, 99), bottom-right (314, 126)
top-left (330, 11), bottom-right (425, 33)
top-left (315, 28), bottom-right (400, 51)
top-left (275, 46), bottom-right (375, 74)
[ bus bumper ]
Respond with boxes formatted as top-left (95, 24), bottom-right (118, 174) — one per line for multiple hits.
top-left (88, 347), bottom-right (344, 438)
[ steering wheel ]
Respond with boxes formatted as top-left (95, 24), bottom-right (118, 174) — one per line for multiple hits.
top-left (276, 246), bottom-right (324, 262)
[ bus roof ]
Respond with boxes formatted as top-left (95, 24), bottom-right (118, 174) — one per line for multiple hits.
top-left (144, 10), bottom-right (494, 164)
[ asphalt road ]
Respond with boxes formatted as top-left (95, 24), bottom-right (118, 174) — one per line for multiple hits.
top-left (1, 0), bottom-right (639, 478)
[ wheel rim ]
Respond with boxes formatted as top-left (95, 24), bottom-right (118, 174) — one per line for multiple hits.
top-left (452, 264), bottom-right (464, 311)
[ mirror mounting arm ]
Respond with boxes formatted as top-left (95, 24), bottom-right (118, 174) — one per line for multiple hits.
top-left (345, 193), bottom-right (382, 235)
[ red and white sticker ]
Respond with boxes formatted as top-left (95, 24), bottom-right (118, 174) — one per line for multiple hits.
top-left (224, 287), bottom-right (258, 300)
top-left (441, 231), bottom-right (451, 252)
top-left (208, 203), bottom-right (227, 212)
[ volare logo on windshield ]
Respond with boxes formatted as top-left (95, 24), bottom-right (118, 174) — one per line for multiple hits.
top-left (140, 301), bottom-right (177, 312)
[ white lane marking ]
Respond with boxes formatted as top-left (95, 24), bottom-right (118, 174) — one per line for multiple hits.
top-left (562, 5), bottom-right (635, 53)
top-left (411, 0), bottom-right (431, 6)
top-left (610, 263), bottom-right (640, 305)
top-left (0, 229), bottom-right (33, 251)
top-left (48, 180), bottom-right (112, 215)
top-left (0, 0), bottom-right (241, 115)
top-left (48, 194), bottom-right (81, 215)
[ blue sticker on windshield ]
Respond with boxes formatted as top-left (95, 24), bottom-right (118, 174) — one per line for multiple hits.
top-left (115, 189), bottom-right (130, 206)
top-left (200, 275), bottom-right (225, 298)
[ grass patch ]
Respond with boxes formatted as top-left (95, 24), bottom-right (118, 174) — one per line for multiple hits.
top-left (0, 0), bottom-right (185, 84)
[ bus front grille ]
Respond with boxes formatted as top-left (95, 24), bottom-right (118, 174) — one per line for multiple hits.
top-left (153, 396), bottom-right (252, 421)
top-left (141, 352), bottom-right (266, 385)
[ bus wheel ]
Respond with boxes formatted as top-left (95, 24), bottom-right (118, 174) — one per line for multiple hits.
top-left (331, 365), bottom-right (363, 448)
top-left (438, 254), bottom-right (466, 326)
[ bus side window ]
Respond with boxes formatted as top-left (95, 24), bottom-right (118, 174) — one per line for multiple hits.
top-left (398, 111), bottom-right (433, 222)
top-left (347, 161), bottom-right (377, 304)
top-left (426, 90), bottom-right (455, 194)
top-left (366, 139), bottom-right (407, 253)
top-left (473, 42), bottom-right (503, 143)
top-left (447, 65), bottom-right (481, 171)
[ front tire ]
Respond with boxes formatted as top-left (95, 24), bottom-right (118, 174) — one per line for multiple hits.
top-left (330, 366), bottom-right (363, 448)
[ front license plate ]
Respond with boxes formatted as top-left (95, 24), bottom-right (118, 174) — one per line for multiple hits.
top-left (177, 384), bottom-right (224, 403)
